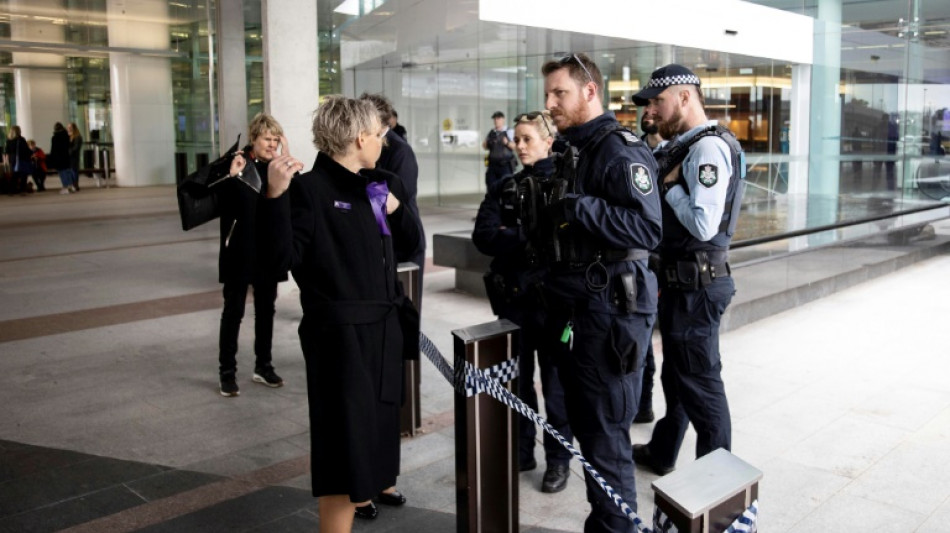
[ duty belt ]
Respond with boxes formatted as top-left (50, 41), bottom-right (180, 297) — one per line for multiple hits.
top-left (660, 250), bottom-right (730, 291)
top-left (551, 248), bottom-right (650, 272)
top-left (602, 248), bottom-right (650, 262)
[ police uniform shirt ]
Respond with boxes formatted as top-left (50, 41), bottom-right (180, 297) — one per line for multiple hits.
top-left (566, 113), bottom-right (662, 254)
top-left (663, 120), bottom-right (733, 242)
top-left (552, 112), bottom-right (662, 314)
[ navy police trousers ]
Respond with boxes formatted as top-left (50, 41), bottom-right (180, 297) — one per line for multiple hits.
top-left (647, 276), bottom-right (735, 469)
top-left (546, 309), bottom-right (653, 533)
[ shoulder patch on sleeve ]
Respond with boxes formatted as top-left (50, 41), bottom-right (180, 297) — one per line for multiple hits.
top-left (630, 163), bottom-right (654, 196)
top-left (698, 164), bottom-right (719, 188)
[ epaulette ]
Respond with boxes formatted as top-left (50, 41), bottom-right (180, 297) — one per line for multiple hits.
top-left (615, 128), bottom-right (641, 146)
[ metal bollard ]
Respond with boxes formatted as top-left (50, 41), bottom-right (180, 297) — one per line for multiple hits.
top-left (453, 319), bottom-right (520, 533)
top-left (651, 448), bottom-right (762, 533)
top-left (99, 149), bottom-right (111, 188)
top-left (397, 262), bottom-right (421, 436)
top-left (175, 153), bottom-right (189, 185)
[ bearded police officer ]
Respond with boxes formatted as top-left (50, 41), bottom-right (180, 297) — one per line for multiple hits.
top-left (630, 64), bottom-right (745, 476)
top-left (537, 53), bottom-right (661, 533)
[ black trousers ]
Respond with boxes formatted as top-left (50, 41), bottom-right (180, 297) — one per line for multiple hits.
top-left (218, 280), bottom-right (278, 376)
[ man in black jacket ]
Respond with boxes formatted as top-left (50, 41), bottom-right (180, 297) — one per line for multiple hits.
top-left (360, 93), bottom-right (426, 306)
top-left (537, 53), bottom-right (662, 532)
top-left (483, 111), bottom-right (516, 190)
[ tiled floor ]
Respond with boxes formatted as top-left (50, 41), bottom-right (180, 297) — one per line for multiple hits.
top-left (1, 184), bottom-right (949, 532)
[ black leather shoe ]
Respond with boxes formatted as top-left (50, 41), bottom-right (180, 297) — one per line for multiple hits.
top-left (633, 408), bottom-right (655, 424)
top-left (519, 457), bottom-right (537, 472)
top-left (632, 444), bottom-right (674, 476)
top-left (354, 502), bottom-right (378, 519)
top-left (377, 490), bottom-right (407, 506)
top-left (541, 464), bottom-right (570, 493)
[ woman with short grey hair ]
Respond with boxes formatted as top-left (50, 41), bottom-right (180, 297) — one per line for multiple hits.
top-left (264, 95), bottom-right (422, 533)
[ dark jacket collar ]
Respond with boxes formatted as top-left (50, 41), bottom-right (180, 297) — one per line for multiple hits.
top-left (315, 151), bottom-right (368, 193)
top-left (523, 156), bottom-right (555, 179)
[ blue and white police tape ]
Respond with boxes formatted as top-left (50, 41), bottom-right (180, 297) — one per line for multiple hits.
top-left (652, 500), bottom-right (758, 533)
top-left (724, 500), bottom-right (758, 533)
top-left (418, 332), bottom-right (651, 533)
top-left (417, 332), bottom-right (759, 533)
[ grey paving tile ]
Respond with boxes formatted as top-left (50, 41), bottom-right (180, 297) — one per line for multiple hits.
top-left (124, 469), bottom-right (224, 502)
top-left (0, 441), bottom-right (92, 483)
top-left (841, 438), bottom-right (950, 516)
top-left (917, 498), bottom-right (950, 533)
top-left (791, 493), bottom-right (928, 531)
top-left (0, 484), bottom-right (145, 533)
top-left (0, 456), bottom-right (165, 517)
top-left (244, 509), bottom-right (319, 532)
top-left (752, 457), bottom-right (851, 532)
top-left (134, 486), bottom-right (313, 533)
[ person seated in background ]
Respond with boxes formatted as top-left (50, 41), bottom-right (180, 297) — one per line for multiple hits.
top-left (28, 140), bottom-right (48, 192)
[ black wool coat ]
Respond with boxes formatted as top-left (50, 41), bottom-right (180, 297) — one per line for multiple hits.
top-left (377, 130), bottom-right (426, 265)
top-left (48, 130), bottom-right (69, 170)
top-left (217, 154), bottom-right (288, 284)
top-left (265, 152), bottom-right (422, 502)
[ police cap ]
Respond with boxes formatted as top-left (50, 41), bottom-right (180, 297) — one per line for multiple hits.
top-left (632, 64), bottom-right (701, 106)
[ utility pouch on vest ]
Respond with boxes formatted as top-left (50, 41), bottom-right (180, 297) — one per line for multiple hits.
top-left (695, 251), bottom-right (714, 287)
top-left (618, 271), bottom-right (637, 314)
top-left (669, 261), bottom-right (700, 291)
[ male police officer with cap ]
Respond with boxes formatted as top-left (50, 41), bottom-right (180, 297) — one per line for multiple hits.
top-left (483, 111), bottom-right (516, 190)
top-left (630, 64), bottom-right (744, 476)
top-left (539, 53), bottom-right (661, 533)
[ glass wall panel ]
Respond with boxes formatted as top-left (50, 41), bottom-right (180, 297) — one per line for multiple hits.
top-left (321, 0), bottom-right (947, 248)
top-left (170, 2), bottom-right (213, 175)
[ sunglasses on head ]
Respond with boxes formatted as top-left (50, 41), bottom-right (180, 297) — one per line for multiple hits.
top-left (559, 53), bottom-right (595, 85)
top-left (514, 112), bottom-right (554, 139)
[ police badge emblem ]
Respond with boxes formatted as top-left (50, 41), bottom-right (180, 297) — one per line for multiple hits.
top-left (698, 164), bottom-right (719, 187)
top-left (630, 164), bottom-right (653, 195)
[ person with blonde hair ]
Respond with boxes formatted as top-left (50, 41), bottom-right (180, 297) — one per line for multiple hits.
top-left (65, 122), bottom-right (83, 192)
top-left (472, 110), bottom-right (575, 493)
top-left (216, 112), bottom-right (289, 397)
top-left (264, 95), bottom-right (422, 533)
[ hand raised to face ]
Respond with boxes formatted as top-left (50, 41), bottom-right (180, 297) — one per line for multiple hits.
top-left (266, 135), bottom-right (306, 198)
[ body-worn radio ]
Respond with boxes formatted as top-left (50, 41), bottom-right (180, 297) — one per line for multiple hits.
top-left (514, 146), bottom-right (580, 266)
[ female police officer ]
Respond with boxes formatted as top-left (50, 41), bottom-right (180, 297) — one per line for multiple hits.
top-left (472, 110), bottom-right (574, 494)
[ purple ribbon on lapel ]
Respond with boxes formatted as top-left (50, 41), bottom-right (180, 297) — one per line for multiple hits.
top-left (365, 180), bottom-right (391, 236)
